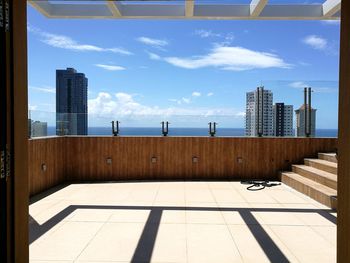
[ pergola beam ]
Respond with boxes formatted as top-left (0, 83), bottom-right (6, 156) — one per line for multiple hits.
top-left (185, 0), bottom-right (194, 17)
top-left (250, 0), bottom-right (268, 17)
top-left (323, 0), bottom-right (341, 17)
top-left (28, 1), bottom-right (341, 20)
top-left (28, 0), bottom-right (51, 17)
top-left (106, 0), bottom-right (122, 17)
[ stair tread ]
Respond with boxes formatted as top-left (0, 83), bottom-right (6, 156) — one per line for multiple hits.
top-left (318, 153), bottom-right (338, 163)
top-left (319, 153), bottom-right (337, 157)
top-left (281, 171), bottom-right (337, 196)
top-left (292, 164), bottom-right (337, 182)
top-left (304, 158), bottom-right (338, 168)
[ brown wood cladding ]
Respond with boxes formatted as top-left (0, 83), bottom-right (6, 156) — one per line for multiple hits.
top-left (29, 137), bottom-right (337, 196)
top-left (28, 137), bottom-right (66, 196)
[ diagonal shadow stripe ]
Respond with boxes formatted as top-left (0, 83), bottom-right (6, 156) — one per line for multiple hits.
top-left (29, 204), bottom-right (336, 263)
top-left (29, 204), bottom-right (336, 245)
top-left (29, 206), bottom-right (75, 244)
top-left (131, 208), bottom-right (162, 263)
top-left (239, 209), bottom-right (290, 263)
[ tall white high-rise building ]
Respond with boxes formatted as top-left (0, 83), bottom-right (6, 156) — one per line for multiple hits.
top-left (295, 104), bottom-right (316, 137)
top-left (273, 103), bottom-right (294, 137)
top-left (245, 87), bottom-right (273, 137)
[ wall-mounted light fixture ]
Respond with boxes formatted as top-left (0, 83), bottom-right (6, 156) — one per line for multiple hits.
top-left (41, 163), bottom-right (47, 172)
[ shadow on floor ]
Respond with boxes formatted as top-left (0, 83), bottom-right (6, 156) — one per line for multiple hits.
top-left (29, 203), bottom-right (336, 263)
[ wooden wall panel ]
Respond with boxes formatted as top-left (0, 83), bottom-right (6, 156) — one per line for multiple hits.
top-left (28, 137), bottom-right (66, 196)
top-left (29, 136), bottom-right (337, 196)
top-left (64, 137), bottom-right (337, 181)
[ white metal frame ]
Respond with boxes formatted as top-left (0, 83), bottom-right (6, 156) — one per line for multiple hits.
top-left (28, 0), bottom-right (341, 20)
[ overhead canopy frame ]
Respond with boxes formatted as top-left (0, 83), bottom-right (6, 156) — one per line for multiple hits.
top-left (28, 0), bottom-right (341, 20)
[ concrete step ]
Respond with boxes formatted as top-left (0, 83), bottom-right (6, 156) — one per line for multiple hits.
top-left (281, 172), bottom-right (337, 209)
top-left (318, 153), bottom-right (337, 163)
top-left (304, 158), bottom-right (337, 175)
top-left (292, 165), bottom-right (337, 190)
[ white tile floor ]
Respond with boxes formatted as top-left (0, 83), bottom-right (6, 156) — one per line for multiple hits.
top-left (29, 181), bottom-right (336, 263)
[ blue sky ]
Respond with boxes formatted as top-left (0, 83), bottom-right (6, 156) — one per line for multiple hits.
top-left (27, 5), bottom-right (340, 128)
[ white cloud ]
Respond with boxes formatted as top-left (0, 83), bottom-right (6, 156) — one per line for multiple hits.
top-left (162, 46), bottom-right (290, 71)
top-left (298, 61), bottom-right (311, 66)
top-left (225, 33), bottom-right (235, 41)
top-left (302, 35), bottom-right (328, 50)
top-left (194, 30), bottom-right (234, 42)
top-left (321, 20), bottom-right (340, 25)
top-left (182, 97), bottom-right (191, 104)
top-left (95, 64), bottom-right (126, 71)
top-left (137, 37), bottom-right (168, 47)
top-left (194, 29), bottom-right (221, 38)
top-left (29, 85), bottom-right (55, 94)
top-left (207, 92), bottom-right (214, 97)
top-left (168, 99), bottom-right (181, 104)
top-left (168, 97), bottom-right (190, 105)
top-left (194, 30), bottom-right (235, 46)
top-left (169, 92), bottom-right (201, 105)
top-left (148, 52), bottom-right (161, 60)
top-left (89, 92), bottom-right (245, 119)
top-left (28, 25), bottom-right (133, 55)
top-left (107, 48), bottom-right (133, 55)
top-left (28, 104), bottom-right (38, 111)
top-left (312, 87), bottom-right (337, 93)
top-left (289, 81), bottom-right (308, 89)
top-left (289, 81), bottom-right (337, 93)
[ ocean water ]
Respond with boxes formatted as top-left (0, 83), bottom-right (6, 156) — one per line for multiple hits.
top-left (47, 127), bottom-right (338, 138)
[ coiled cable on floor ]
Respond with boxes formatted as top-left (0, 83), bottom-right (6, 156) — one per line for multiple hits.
top-left (240, 180), bottom-right (281, 191)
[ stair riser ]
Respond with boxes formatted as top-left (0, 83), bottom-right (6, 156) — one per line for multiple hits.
top-left (292, 166), bottom-right (337, 190)
top-left (318, 154), bottom-right (338, 163)
top-left (305, 160), bottom-right (337, 175)
top-left (281, 174), bottom-right (337, 209)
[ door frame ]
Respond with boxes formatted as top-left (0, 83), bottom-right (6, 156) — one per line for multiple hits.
top-left (2, 1), bottom-right (350, 262)
top-left (1, 0), bottom-right (28, 262)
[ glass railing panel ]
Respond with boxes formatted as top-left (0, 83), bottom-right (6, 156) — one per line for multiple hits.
top-left (28, 80), bottom-right (338, 138)
top-left (262, 80), bottom-right (338, 138)
top-left (28, 110), bottom-right (55, 138)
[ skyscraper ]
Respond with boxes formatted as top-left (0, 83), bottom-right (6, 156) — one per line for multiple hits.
top-left (273, 103), bottom-right (294, 137)
top-left (56, 68), bottom-right (88, 135)
top-left (245, 87), bottom-right (273, 137)
top-left (295, 104), bottom-right (317, 137)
